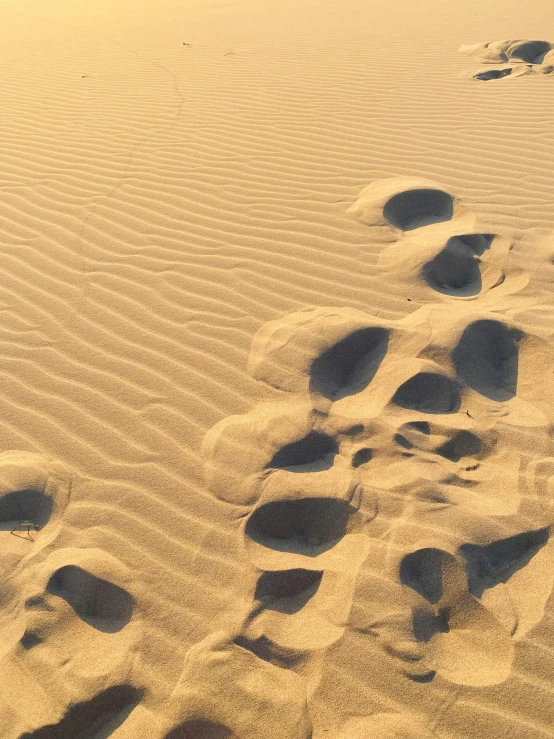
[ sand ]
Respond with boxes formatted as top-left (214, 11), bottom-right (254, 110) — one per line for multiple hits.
top-left (0, 0), bottom-right (554, 736)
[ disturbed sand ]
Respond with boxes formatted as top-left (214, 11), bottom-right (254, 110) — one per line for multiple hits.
top-left (0, 0), bottom-right (554, 737)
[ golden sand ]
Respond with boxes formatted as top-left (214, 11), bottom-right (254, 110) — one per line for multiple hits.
top-left (1, 0), bottom-right (554, 736)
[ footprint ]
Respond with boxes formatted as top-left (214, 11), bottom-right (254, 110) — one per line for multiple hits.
top-left (349, 178), bottom-right (529, 303)
top-left (19, 684), bottom-right (143, 739)
top-left (505, 39), bottom-right (552, 63)
top-left (452, 319), bottom-right (519, 401)
top-left (0, 488), bottom-right (52, 537)
top-left (459, 39), bottom-right (554, 79)
top-left (310, 325), bottom-right (389, 401)
top-left (391, 371), bottom-right (461, 414)
top-left (245, 497), bottom-right (355, 553)
top-left (0, 547), bottom-right (143, 737)
top-left (448, 313), bottom-right (554, 427)
top-left (253, 569), bottom-right (324, 611)
top-left (19, 547), bottom-right (140, 665)
top-left (459, 527), bottom-right (550, 597)
top-left (421, 233), bottom-right (501, 296)
top-left (202, 399), bottom-right (320, 505)
top-left (247, 306), bottom-right (394, 398)
top-left (398, 529), bottom-right (553, 686)
top-left (473, 65), bottom-right (535, 81)
top-left (382, 188), bottom-right (454, 231)
top-left (267, 430), bottom-right (338, 470)
top-left (0, 452), bottom-right (71, 568)
top-left (46, 563), bottom-right (134, 633)
top-left (348, 177), bottom-right (469, 232)
top-left (474, 67), bottom-right (514, 81)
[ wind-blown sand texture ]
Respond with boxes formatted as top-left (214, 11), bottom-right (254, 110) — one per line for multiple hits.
top-left (1, 0), bottom-right (554, 737)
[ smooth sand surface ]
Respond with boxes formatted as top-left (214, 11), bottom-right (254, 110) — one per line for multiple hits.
top-left (0, 0), bottom-right (554, 736)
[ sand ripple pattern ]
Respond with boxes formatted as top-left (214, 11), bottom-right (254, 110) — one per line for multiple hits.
top-left (1, 1), bottom-right (554, 735)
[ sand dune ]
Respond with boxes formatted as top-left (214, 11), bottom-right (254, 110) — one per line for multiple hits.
top-left (0, 0), bottom-right (554, 736)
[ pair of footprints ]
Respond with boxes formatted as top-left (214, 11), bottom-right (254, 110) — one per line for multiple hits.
top-left (348, 175), bottom-right (534, 304)
top-left (460, 38), bottom-right (554, 80)
top-left (203, 177), bottom-right (554, 686)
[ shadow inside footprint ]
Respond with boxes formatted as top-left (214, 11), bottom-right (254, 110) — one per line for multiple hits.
top-left (47, 566), bottom-right (134, 633)
top-left (508, 40), bottom-right (551, 63)
top-left (435, 430), bottom-right (482, 462)
top-left (246, 498), bottom-right (352, 553)
top-left (165, 720), bottom-right (232, 739)
top-left (0, 489), bottom-right (53, 532)
top-left (352, 447), bottom-right (373, 467)
top-left (412, 607), bottom-right (451, 643)
top-left (268, 432), bottom-right (338, 472)
top-left (474, 68), bottom-right (513, 80)
top-left (22, 684), bottom-right (142, 739)
top-left (453, 320), bottom-right (520, 401)
top-left (255, 569), bottom-right (323, 614)
top-left (383, 189), bottom-right (454, 231)
top-left (460, 527), bottom-right (550, 597)
top-left (400, 546), bottom-right (519, 686)
top-left (310, 327), bottom-right (389, 400)
top-left (400, 548), bottom-right (446, 604)
top-left (422, 234), bottom-right (496, 296)
top-left (391, 373), bottom-right (461, 414)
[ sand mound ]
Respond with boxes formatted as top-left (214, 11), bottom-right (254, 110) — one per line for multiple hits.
top-left (460, 38), bottom-right (554, 79)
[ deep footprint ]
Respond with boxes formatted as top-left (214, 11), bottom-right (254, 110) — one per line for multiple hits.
top-left (391, 373), bottom-right (461, 414)
top-left (508, 40), bottom-right (551, 62)
top-left (422, 234), bottom-right (496, 294)
top-left (21, 685), bottom-right (142, 739)
top-left (246, 498), bottom-right (353, 552)
top-left (267, 432), bottom-right (338, 471)
top-left (254, 569), bottom-right (323, 613)
top-left (0, 489), bottom-right (53, 538)
top-left (400, 548), bottom-right (448, 604)
top-left (0, 453), bottom-right (70, 550)
top-left (452, 319), bottom-right (520, 402)
top-left (46, 565), bottom-right (135, 633)
top-left (310, 326), bottom-right (389, 400)
top-left (383, 189), bottom-right (454, 231)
